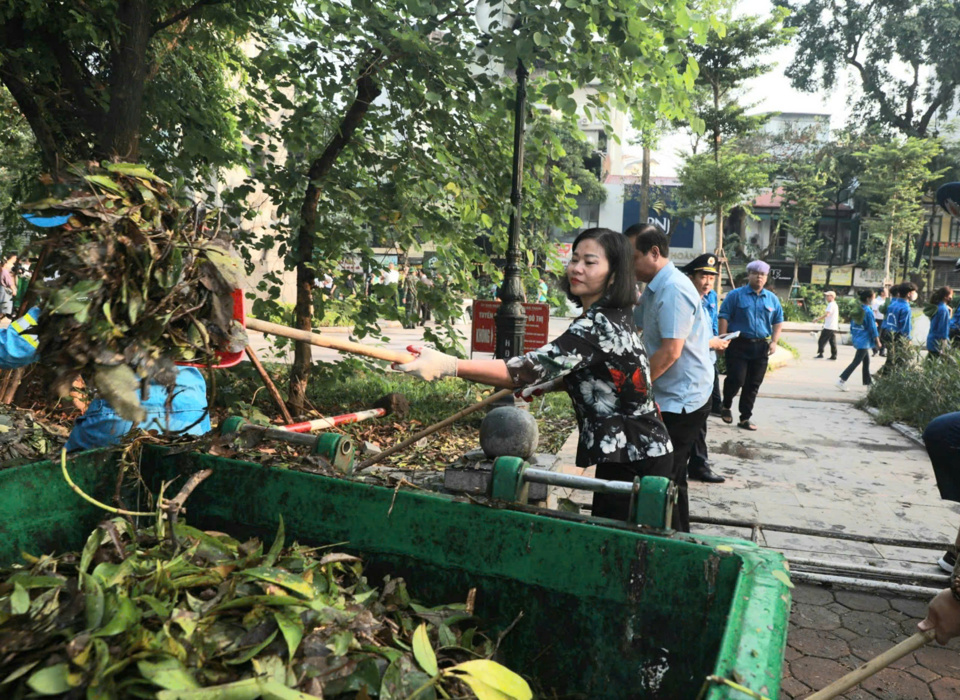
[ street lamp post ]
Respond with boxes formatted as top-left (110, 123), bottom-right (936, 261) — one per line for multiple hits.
top-left (475, 1), bottom-right (527, 361)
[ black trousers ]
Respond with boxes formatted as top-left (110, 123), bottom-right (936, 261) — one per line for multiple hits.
top-left (923, 412), bottom-right (960, 503)
top-left (659, 400), bottom-right (711, 533)
top-left (816, 329), bottom-right (837, 358)
top-left (877, 331), bottom-right (907, 376)
top-left (722, 339), bottom-right (769, 422)
top-left (839, 348), bottom-right (871, 385)
top-left (593, 454), bottom-right (674, 524)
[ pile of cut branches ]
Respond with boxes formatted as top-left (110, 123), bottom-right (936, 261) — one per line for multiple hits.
top-left (0, 515), bottom-right (531, 699)
top-left (23, 162), bottom-right (246, 422)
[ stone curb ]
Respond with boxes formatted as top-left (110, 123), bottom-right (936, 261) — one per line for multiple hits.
top-left (863, 406), bottom-right (925, 447)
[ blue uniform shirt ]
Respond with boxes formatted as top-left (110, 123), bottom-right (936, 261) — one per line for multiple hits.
top-left (849, 305), bottom-right (879, 350)
top-left (927, 302), bottom-right (951, 353)
top-left (881, 298), bottom-right (912, 337)
top-left (633, 261), bottom-right (713, 413)
top-left (950, 304), bottom-right (960, 332)
top-left (717, 285), bottom-right (784, 339)
top-left (702, 289), bottom-right (719, 336)
top-left (65, 367), bottom-right (211, 451)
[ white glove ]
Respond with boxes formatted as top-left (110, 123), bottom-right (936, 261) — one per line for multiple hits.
top-left (394, 345), bottom-right (458, 381)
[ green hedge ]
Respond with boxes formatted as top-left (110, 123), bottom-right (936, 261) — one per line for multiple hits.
top-left (865, 346), bottom-right (960, 431)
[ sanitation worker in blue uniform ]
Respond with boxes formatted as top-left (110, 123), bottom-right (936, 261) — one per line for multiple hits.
top-left (717, 260), bottom-right (783, 431)
top-left (0, 307), bottom-right (210, 450)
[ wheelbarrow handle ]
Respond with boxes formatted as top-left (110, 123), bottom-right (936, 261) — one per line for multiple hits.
top-left (245, 317), bottom-right (416, 364)
top-left (282, 407), bottom-right (387, 433)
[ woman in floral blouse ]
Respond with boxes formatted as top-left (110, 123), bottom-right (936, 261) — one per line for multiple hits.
top-left (395, 228), bottom-right (673, 521)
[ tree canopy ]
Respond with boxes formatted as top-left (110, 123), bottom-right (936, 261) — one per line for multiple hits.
top-left (775, 0), bottom-right (960, 137)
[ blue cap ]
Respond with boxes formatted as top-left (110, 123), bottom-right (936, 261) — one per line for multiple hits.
top-left (21, 213), bottom-right (73, 228)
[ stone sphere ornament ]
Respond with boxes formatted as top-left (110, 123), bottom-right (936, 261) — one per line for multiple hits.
top-left (479, 406), bottom-right (539, 459)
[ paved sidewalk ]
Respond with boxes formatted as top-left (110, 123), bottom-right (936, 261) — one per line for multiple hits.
top-left (552, 332), bottom-right (960, 698)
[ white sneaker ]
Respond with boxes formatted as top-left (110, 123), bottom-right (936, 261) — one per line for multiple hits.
top-left (836, 379), bottom-right (848, 391)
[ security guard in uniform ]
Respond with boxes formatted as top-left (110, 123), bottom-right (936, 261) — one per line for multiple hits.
top-left (681, 253), bottom-right (726, 482)
top-left (717, 260), bottom-right (784, 431)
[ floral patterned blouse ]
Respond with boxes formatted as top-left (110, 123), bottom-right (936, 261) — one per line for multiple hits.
top-left (506, 305), bottom-right (673, 468)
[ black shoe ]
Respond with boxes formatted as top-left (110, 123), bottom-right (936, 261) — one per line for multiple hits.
top-left (829, 356), bottom-right (838, 360)
top-left (720, 408), bottom-right (733, 424)
top-left (814, 354), bottom-right (824, 359)
top-left (938, 550), bottom-right (957, 574)
top-left (689, 464), bottom-right (726, 483)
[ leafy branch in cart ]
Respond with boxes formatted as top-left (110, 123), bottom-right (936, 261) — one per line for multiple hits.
top-left (23, 162), bottom-right (246, 422)
top-left (0, 514), bottom-right (531, 699)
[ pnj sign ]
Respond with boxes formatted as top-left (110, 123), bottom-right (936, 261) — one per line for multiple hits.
top-left (622, 185), bottom-right (695, 249)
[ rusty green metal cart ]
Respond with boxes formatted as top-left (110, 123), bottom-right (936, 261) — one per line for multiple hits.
top-left (0, 447), bottom-right (791, 699)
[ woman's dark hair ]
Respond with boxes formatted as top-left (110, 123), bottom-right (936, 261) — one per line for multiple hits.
top-left (560, 227), bottom-right (637, 309)
top-left (858, 289), bottom-right (874, 304)
top-left (931, 286), bottom-right (953, 305)
top-left (901, 281), bottom-right (918, 295)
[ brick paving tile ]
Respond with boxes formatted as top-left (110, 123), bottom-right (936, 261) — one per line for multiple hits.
top-left (860, 668), bottom-right (935, 699)
top-left (780, 675), bottom-right (811, 698)
top-left (793, 584), bottom-right (835, 606)
top-left (784, 645), bottom-right (802, 662)
top-left (829, 601), bottom-right (852, 614)
top-left (885, 608), bottom-right (910, 623)
top-left (891, 597), bottom-right (932, 618)
top-left (789, 627), bottom-right (851, 658)
top-left (930, 677), bottom-right (960, 700)
top-left (915, 646), bottom-right (960, 677)
top-left (790, 656), bottom-right (855, 689)
top-left (793, 602), bottom-right (843, 631)
top-left (836, 591), bottom-right (891, 613)
top-left (905, 664), bottom-right (942, 683)
top-left (841, 609), bottom-right (904, 639)
top-left (849, 636), bottom-right (915, 668)
top-left (833, 627), bottom-right (862, 641)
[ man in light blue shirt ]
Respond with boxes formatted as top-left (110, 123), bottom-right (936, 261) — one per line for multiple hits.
top-left (626, 224), bottom-right (721, 532)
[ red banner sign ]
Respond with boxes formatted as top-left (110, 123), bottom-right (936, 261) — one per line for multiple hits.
top-left (471, 301), bottom-right (550, 354)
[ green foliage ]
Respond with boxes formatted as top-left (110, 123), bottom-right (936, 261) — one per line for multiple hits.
top-left (857, 137), bottom-right (944, 283)
top-left (778, 163), bottom-right (829, 268)
top-left (0, 88), bottom-right (40, 252)
top-left (674, 143), bottom-right (773, 251)
top-left (0, 516), bottom-right (530, 698)
top-left (25, 163), bottom-right (245, 422)
top-left (776, 0), bottom-right (960, 137)
top-left (867, 347), bottom-right (960, 431)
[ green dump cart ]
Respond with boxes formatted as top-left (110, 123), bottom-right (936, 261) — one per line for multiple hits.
top-left (0, 448), bottom-right (791, 699)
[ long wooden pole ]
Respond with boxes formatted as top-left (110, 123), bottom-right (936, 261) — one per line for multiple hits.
top-left (244, 346), bottom-right (293, 424)
top-left (806, 630), bottom-right (935, 700)
top-left (357, 389), bottom-right (513, 470)
top-left (245, 316), bottom-right (415, 365)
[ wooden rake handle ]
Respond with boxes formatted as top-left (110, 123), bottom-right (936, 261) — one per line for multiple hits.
top-left (806, 629), bottom-right (935, 700)
top-left (245, 316), bottom-right (416, 365)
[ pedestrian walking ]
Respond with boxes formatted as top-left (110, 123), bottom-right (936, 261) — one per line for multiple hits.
top-left (871, 288), bottom-right (887, 356)
top-left (627, 225), bottom-right (726, 530)
top-left (394, 228), bottom-right (673, 523)
top-left (926, 286), bottom-right (952, 358)
top-left (877, 282), bottom-right (917, 375)
top-left (836, 289), bottom-right (880, 391)
top-left (717, 260), bottom-right (784, 431)
top-left (0, 254), bottom-right (18, 319)
top-left (814, 290), bottom-right (839, 360)
top-left (679, 253), bottom-right (730, 483)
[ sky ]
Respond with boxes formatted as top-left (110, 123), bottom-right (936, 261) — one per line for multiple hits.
top-left (633, 0), bottom-right (854, 177)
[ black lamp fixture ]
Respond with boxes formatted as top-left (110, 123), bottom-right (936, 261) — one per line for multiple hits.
top-left (475, 0), bottom-right (527, 360)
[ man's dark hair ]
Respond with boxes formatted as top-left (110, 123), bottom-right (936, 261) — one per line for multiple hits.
top-left (858, 289), bottom-right (874, 304)
top-left (889, 284), bottom-right (903, 298)
top-left (901, 281), bottom-right (918, 295)
top-left (931, 286), bottom-right (952, 305)
top-left (560, 227), bottom-right (637, 310)
top-left (624, 223), bottom-right (669, 258)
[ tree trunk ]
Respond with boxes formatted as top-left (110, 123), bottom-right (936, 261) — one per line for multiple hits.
top-left (883, 230), bottom-right (894, 287)
top-left (288, 68), bottom-right (381, 414)
top-left (639, 145), bottom-right (651, 223)
top-left (700, 214), bottom-right (707, 253)
top-left (98, 0), bottom-right (151, 160)
top-left (712, 82), bottom-right (723, 294)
